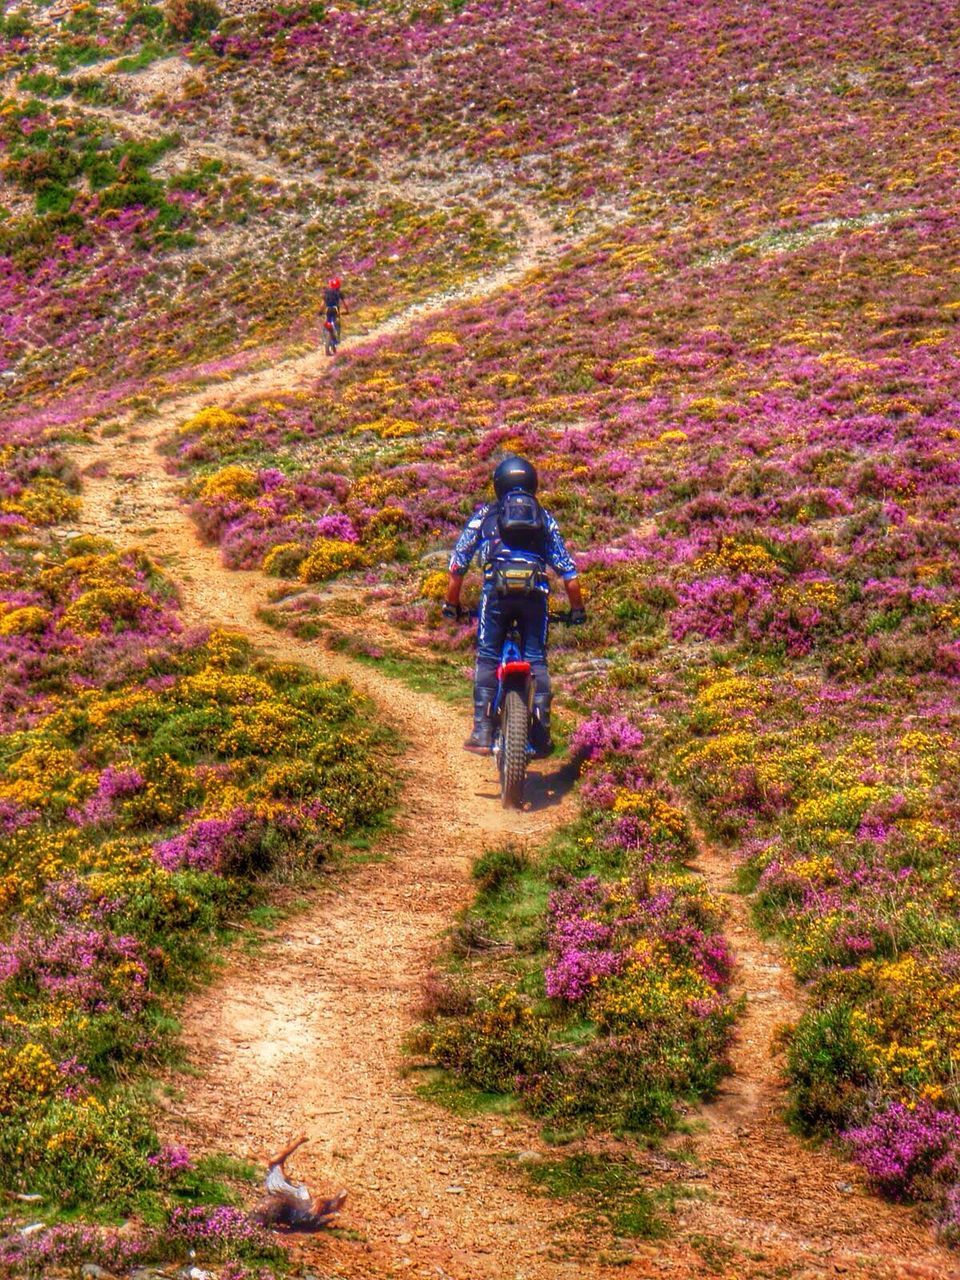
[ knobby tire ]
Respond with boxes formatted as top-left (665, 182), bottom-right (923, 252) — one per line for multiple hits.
top-left (500, 687), bottom-right (528, 809)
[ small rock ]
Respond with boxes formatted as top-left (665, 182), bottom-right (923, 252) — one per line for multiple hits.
top-left (81, 1267), bottom-right (116, 1280)
top-left (397, 1232), bottom-right (413, 1245)
top-left (835, 1181), bottom-right (854, 1194)
top-left (516, 1150), bottom-right (543, 1164)
top-left (445, 1185), bottom-right (465, 1194)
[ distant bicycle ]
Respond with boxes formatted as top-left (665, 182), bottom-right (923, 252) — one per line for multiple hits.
top-left (324, 314), bottom-right (341, 357)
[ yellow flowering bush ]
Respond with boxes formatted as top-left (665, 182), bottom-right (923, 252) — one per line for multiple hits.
top-left (0, 606), bottom-right (50, 635)
top-left (2, 477), bottom-right (81, 526)
top-left (420, 570), bottom-right (449, 601)
top-left (197, 465), bottom-right (259, 503)
top-left (60, 586), bottom-right (158, 636)
top-left (0, 1043), bottom-right (60, 1116)
top-left (298, 536), bottom-right (367, 582)
top-left (262, 540), bottom-right (307, 577)
top-left (176, 406), bottom-right (245, 438)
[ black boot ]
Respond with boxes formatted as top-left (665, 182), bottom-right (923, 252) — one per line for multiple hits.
top-left (464, 692), bottom-right (494, 754)
top-left (531, 694), bottom-right (554, 759)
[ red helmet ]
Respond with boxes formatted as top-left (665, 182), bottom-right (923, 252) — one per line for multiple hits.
top-left (329, 277), bottom-right (341, 289)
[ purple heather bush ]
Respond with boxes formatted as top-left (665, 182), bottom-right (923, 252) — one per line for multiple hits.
top-left (148, 1143), bottom-right (195, 1177)
top-left (845, 1103), bottom-right (960, 1205)
top-left (570, 714), bottom-right (645, 761)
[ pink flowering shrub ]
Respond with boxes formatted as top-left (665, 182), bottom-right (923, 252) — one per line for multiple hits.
top-left (570, 715), bottom-right (645, 762)
top-left (416, 729), bottom-right (735, 1131)
top-left (845, 1103), bottom-right (960, 1202)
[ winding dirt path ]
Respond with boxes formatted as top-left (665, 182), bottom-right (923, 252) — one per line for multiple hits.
top-left (63, 93), bottom-right (492, 209)
top-left (75, 197), bottom-right (568, 426)
top-left (61, 265), bottom-right (960, 1276)
top-left (75, 411), bottom-right (592, 1279)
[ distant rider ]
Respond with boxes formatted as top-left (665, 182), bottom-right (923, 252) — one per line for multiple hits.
top-left (442, 455), bottom-right (586, 756)
top-left (324, 277), bottom-right (348, 340)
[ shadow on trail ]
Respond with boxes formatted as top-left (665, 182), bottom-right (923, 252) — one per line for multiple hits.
top-left (471, 754), bottom-right (579, 816)
top-left (524, 754), bottom-right (580, 814)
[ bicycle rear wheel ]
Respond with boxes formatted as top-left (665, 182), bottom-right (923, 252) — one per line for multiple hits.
top-left (500, 687), bottom-right (529, 809)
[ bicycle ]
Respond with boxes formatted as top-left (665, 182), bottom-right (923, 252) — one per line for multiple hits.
top-left (451, 607), bottom-right (574, 809)
top-left (324, 312), bottom-right (341, 357)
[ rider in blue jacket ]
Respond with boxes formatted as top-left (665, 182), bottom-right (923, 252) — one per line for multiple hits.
top-left (443, 456), bottom-right (586, 755)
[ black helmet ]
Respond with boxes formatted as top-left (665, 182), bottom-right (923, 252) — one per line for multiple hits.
top-left (493, 455), bottom-right (538, 499)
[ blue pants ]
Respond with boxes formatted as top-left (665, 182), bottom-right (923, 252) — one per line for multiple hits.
top-left (475, 590), bottom-right (550, 702)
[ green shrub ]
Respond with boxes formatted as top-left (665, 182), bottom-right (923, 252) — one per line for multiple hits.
top-left (125, 5), bottom-right (166, 30)
top-left (2, 1092), bottom-right (157, 1207)
top-left (472, 844), bottom-right (529, 894)
top-left (35, 183), bottom-right (75, 216)
top-left (1, 12), bottom-right (31, 37)
top-left (416, 987), bottom-right (552, 1093)
top-left (786, 1002), bottom-right (873, 1134)
top-left (163, 0), bottom-right (221, 38)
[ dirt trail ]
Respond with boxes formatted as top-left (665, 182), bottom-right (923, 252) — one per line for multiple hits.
top-left (64, 94), bottom-right (469, 207)
top-left (678, 830), bottom-right (960, 1277)
top-left (69, 200), bottom-right (565, 431)
top-left (64, 269), bottom-right (960, 1277)
top-left (76, 413), bottom-right (590, 1280)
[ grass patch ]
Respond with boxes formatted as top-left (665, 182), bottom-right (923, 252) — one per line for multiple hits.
top-left (525, 1153), bottom-right (675, 1240)
top-left (110, 39), bottom-right (167, 73)
top-left (330, 634), bottom-right (471, 703)
top-left (413, 1068), bottom-right (519, 1116)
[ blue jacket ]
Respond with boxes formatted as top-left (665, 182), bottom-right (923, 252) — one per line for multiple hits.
top-left (449, 501), bottom-right (577, 584)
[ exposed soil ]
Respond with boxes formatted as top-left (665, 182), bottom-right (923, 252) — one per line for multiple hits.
top-left (65, 288), bottom-right (960, 1279)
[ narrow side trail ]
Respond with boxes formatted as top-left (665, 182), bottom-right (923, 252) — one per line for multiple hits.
top-left (678, 830), bottom-right (960, 1278)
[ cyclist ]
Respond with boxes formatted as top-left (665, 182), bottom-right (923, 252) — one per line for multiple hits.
top-left (442, 455), bottom-right (586, 756)
top-left (323, 277), bottom-right (348, 344)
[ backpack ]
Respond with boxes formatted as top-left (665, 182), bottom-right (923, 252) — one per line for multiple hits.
top-left (497, 489), bottom-right (545, 553)
top-left (483, 491), bottom-right (547, 596)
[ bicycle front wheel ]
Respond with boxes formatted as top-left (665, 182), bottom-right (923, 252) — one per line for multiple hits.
top-left (500, 688), bottom-right (529, 810)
